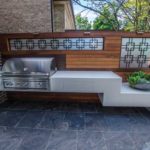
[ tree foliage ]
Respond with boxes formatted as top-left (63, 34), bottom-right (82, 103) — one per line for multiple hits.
top-left (93, 4), bottom-right (122, 30)
top-left (75, 14), bottom-right (92, 30)
top-left (73, 0), bottom-right (150, 32)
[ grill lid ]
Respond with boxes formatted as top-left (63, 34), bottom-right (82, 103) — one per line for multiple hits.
top-left (2, 57), bottom-right (56, 77)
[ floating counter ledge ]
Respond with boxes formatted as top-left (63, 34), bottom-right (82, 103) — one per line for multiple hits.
top-left (51, 71), bottom-right (121, 93)
top-left (51, 71), bottom-right (150, 107)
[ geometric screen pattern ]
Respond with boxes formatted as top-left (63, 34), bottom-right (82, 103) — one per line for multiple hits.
top-left (10, 38), bottom-right (103, 51)
top-left (120, 38), bottom-right (150, 68)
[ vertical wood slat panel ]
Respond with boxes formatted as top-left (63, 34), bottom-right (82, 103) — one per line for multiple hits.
top-left (66, 55), bottom-right (120, 69)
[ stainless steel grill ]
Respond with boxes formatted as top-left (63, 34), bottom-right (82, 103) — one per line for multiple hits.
top-left (0, 57), bottom-right (56, 92)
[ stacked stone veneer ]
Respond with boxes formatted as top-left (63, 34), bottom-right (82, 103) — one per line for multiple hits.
top-left (53, 4), bottom-right (65, 32)
top-left (0, 0), bottom-right (52, 33)
top-left (0, 52), bottom-right (7, 103)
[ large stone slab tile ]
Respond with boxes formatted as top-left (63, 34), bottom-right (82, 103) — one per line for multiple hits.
top-left (0, 127), bottom-right (29, 150)
top-left (18, 129), bottom-right (51, 150)
top-left (16, 110), bottom-right (45, 128)
top-left (85, 113), bottom-right (108, 131)
top-left (130, 132), bottom-right (150, 150)
top-left (104, 113), bottom-right (134, 132)
top-left (129, 114), bottom-right (150, 133)
top-left (77, 131), bottom-right (107, 150)
top-left (38, 111), bottom-right (67, 130)
top-left (46, 130), bottom-right (77, 150)
top-left (104, 132), bottom-right (136, 150)
top-left (0, 110), bottom-right (27, 127)
top-left (64, 112), bottom-right (85, 130)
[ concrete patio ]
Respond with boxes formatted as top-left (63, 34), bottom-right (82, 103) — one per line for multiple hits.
top-left (0, 100), bottom-right (150, 150)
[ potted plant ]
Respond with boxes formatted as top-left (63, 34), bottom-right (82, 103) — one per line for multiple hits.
top-left (128, 71), bottom-right (150, 91)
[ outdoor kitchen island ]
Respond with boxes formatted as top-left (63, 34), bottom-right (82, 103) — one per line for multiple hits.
top-left (1, 70), bottom-right (150, 107)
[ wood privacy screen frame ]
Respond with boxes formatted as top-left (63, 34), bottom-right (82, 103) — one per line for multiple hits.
top-left (0, 31), bottom-right (150, 70)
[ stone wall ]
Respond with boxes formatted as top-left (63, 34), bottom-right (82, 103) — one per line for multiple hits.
top-left (0, 0), bottom-right (52, 33)
top-left (53, 4), bottom-right (65, 32)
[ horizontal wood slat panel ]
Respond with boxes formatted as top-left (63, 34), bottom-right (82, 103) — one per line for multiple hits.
top-left (2, 51), bottom-right (120, 56)
top-left (67, 58), bottom-right (119, 62)
top-left (66, 52), bottom-right (120, 57)
top-left (67, 65), bottom-right (119, 69)
top-left (66, 54), bottom-right (119, 69)
top-left (104, 36), bottom-right (121, 51)
top-left (7, 92), bottom-right (99, 103)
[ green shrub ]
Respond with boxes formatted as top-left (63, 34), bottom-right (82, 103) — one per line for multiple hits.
top-left (128, 71), bottom-right (150, 86)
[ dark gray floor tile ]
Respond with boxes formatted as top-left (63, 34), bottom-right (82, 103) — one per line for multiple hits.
top-left (0, 100), bottom-right (16, 109)
top-left (104, 113), bottom-right (134, 132)
top-left (79, 103), bottom-right (98, 112)
top-left (38, 111), bottom-right (67, 130)
top-left (64, 112), bottom-right (85, 130)
top-left (18, 129), bottom-right (51, 150)
top-left (46, 130), bottom-right (77, 150)
top-left (139, 108), bottom-right (150, 119)
top-left (16, 111), bottom-right (45, 128)
top-left (28, 101), bottom-right (51, 110)
top-left (0, 110), bottom-right (27, 127)
top-left (77, 131), bottom-right (107, 150)
top-left (129, 114), bottom-right (150, 133)
top-left (9, 100), bottom-right (34, 110)
top-left (97, 107), bottom-right (138, 114)
top-left (62, 103), bottom-right (81, 112)
top-left (45, 102), bottom-right (66, 111)
top-left (104, 132), bottom-right (136, 150)
top-left (130, 132), bottom-right (150, 150)
top-left (104, 113), bottom-right (150, 133)
top-left (85, 113), bottom-right (108, 131)
top-left (96, 107), bottom-right (118, 114)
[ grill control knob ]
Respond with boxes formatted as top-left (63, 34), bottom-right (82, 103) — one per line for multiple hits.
top-left (23, 82), bottom-right (29, 87)
top-left (5, 81), bottom-right (13, 87)
top-left (38, 82), bottom-right (43, 87)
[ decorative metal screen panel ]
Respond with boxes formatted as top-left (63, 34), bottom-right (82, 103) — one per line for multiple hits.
top-left (120, 38), bottom-right (150, 68)
top-left (10, 38), bottom-right (103, 51)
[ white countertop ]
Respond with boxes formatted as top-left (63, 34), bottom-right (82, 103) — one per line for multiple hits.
top-left (121, 83), bottom-right (150, 94)
top-left (0, 77), bottom-right (2, 91)
top-left (51, 71), bottom-right (121, 79)
top-left (51, 71), bottom-right (121, 94)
